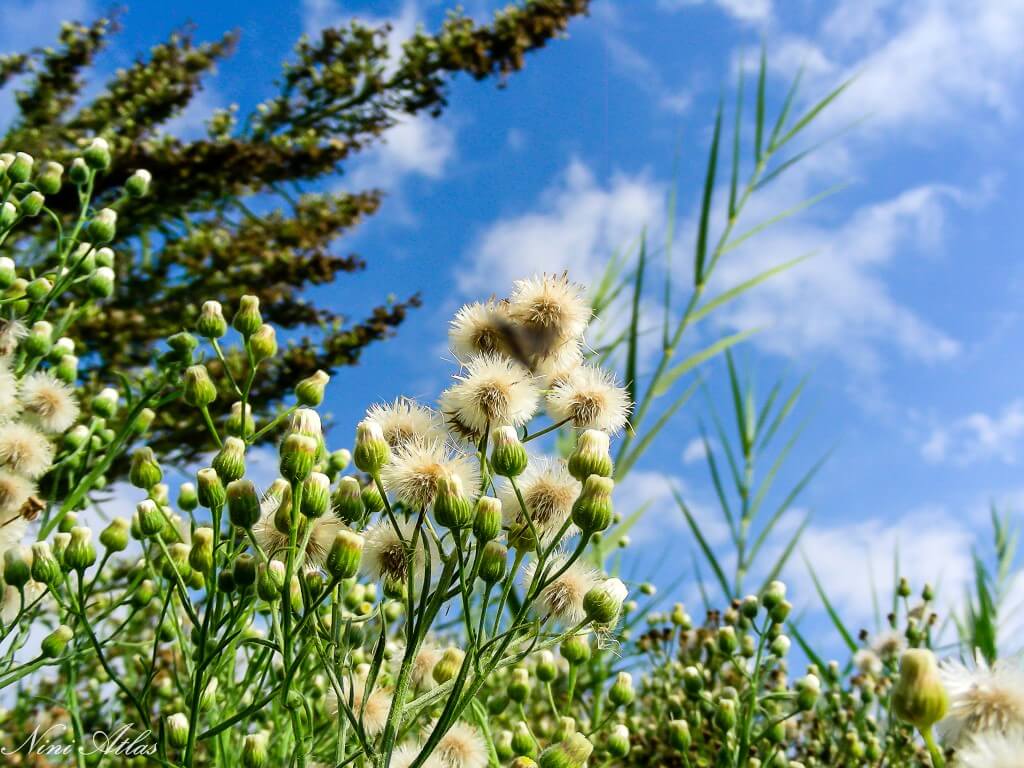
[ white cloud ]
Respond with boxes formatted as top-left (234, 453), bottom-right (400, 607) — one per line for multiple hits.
top-left (460, 160), bottom-right (661, 294)
top-left (709, 177), bottom-right (961, 372)
top-left (303, 0), bottom-right (420, 51)
top-left (657, 0), bottom-right (772, 23)
top-left (922, 399), bottom-right (1024, 465)
top-left (682, 437), bottom-right (708, 464)
top-left (348, 114), bottom-right (455, 190)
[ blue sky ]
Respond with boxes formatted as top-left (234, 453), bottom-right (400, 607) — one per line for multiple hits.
top-left (5, 0), bottom-right (1024, 655)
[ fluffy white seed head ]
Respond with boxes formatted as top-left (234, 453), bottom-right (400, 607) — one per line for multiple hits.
top-left (0, 423), bottom-right (54, 478)
top-left (18, 372), bottom-right (79, 433)
top-left (938, 654), bottom-right (1024, 747)
top-left (380, 439), bottom-right (480, 511)
top-left (508, 273), bottom-right (591, 348)
top-left (547, 364), bottom-right (631, 434)
top-left (499, 458), bottom-right (580, 548)
top-left (367, 398), bottom-right (446, 451)
top-left (439, 354), bottom-right (539, 437)
top-left (522, 555), bottom-right (601, 625)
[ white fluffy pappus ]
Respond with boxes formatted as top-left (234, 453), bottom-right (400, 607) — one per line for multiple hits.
top-left (498, 457), bottom-right (580, 549)
top-left (448, 300), bottom-right (513, 361)
top-left (0, 505), bottom-right (28, 553)
top-left (0, 471), bottom-right (33, 519)
top-left (361, 516), bottom-right (436, 586)
top-left (522, 555), bottom-right (600, 625)
top-left (391, 743), bottom-right (444, 768)
top-left (367, 398), bottom-right (447, 451)
top-left (952, 731), bottom-right (1024, 768)
top-left (18, 371), bottom-right (79, 433)
top-left (380, 439), bottom-right (481, 511)
top-left (0, 362), bottom-right (19, 420)
top-left (324, 670), bottom-right (393, 737)
top-left (428, 720), bottom-right (489, 768)
top-left (252, 482), bottom-right (344, 567)
top-left (938, 653), bottom-right (1024, 747)
top-left (507, 273), bottom-right (591, 348)
top-left (0, 320), bottom-right (26, 358)
top-left (547, 364), bottom-right (631, 434)
top-left (439, 354), bottom-right (539, 437)
top-left (0, 422), bottom-right (54, 479)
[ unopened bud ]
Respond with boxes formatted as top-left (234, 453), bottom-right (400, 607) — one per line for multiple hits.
top-left (30, 542), bottom-right (60, 585)
top-left (83, 138), bottom-right (111, 171)
top-left (89, 208), bottom-right (116, 243)
top-left (125, 168), bottom-right (151, 197)
top-left (295, 370), bottom-right (329, 407)
top-left (213, 437), bottom-right (246, 483)
top-left (559, 634), bottom-right (591, 666)
top-left (326, 530), bottom-right (363, 581)
top-left (280, 433), bottom-right (317, 482)
top-left (99, 518), bottom-right (130, 552)
top-left (65, 527), bottom-right (97, 571)
top-left (434, 473), bottom-right (473, 529)
top-left (233, 296), bottom-right (262, 337)
top-left (491, 425), bottom-right (528, 477)
top-left (36, 161), bottom-right (63, 195)
top-left (136, 500), bottom-right (166, 538)
top-left (241, 732), bottom-right (268, 768)
top-left (473, 496), bottom-right (502, 542)
top-left (227, 479), bottom-right (261, 529)
top-left (3, 545), bottom-right (31, 588)
top-left (7, 152), bottom-right (33, 183)
top-left (568, 430), bottom-right (613, 481)
top-left (190, 528), bottom-right (214, 574)
top-left (257, 560), bottom-right (286, 602)
top-left (41, 624), bottom-right (73, 658)
top-left (197, 467), bottom-right (226, 509)
top-left (609, 671), bottom-right (634, 706)
top-left (353, 419), bottom-right (389, 475)
top-left (583, 578), bottom-right (627, 625)
top-left (892, 649), bottom-right (948, 730)
top-left (165, 712), bottom-right (188, 749)
top-left (197, 300), bottom-right (227, 339)
top-left (571, 474), bottom-right (614, 534)
top-left (183, 365), bottom-right (217, 408)
top-left (538, 732), bottom-right (593, 768)
top-left (333, 476), bottom-right (364, 524)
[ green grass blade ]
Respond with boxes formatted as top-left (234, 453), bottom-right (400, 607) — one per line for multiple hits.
top-left (758, 376), bottom-right (808, 451)
top-left (768, 67), bottom-right (803, 150)
top-left (652, 328), bottom-right (759, 398)
top-left (773, 76), bottom-right (855, 151)
top-left (726, 351), bottom-right (752, 456)
top-left (616, 378), bottom-right (699, 479)
top-left (757, 513), bottom-right (810, 593)
top-left (729, 65), bottom-right (744, 219)
top-left (690, 255), bottom-right (810, 325)
top-left (721, 185), bottom-right (844, 255)
top-left (674, 486), bottom-right (733, 601)
top-left (625, 234), bottom-right (646, 413)
top-left (805, 554), bottom-right (858, 653)
top-left (695, 101), bottom-right (723, 286)
top-left (699, 425), bottom-right (738, 545)
top-left (788, 619), bottom-right (829, 676)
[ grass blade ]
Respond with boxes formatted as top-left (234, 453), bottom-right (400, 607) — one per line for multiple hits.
top-left (652, 328), bottom-right (759, 398)
top-left (804, 554), bottom-right (858, 653)
top-left (674, 486), bottom-right (732, 601)
top-left (755, 45), bottom-right (766, 163)
top-left (757, 513), bottom-right (810, 593)
top-left (729, 65), bottom-right (744, 219)
top-left (774, 76), bottom-right (855, 151)
top-left (616, 378), bottom-right (699, 479)
top-left (689, 255), bottom-right (810, 325)
top-left (695, 101), bottom-right (723, 286)
top-left (721, 185), bottom-right (844, 256)
top-left (625, 234), bottom-right (646, 413)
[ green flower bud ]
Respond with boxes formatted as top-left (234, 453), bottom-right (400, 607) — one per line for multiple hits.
top-left (129, 447), bottom-right (163, 490)
top-left (99, 518), bottom-right (130, 552)
top-left (165, 712), bottom-right (189, 749)
top-left (326, 530), bottom-right (364, 581)
top-left (0, 257), bottom-right (15, 289)
top-left (65, 527), bottom-right (97, 571)
top-left (249, 324), bottom-right (277, 361)
top-left (583, 578), bottom-right (627, 625)
top-left (30, 542), bottom-right (60, 585)
top-left (769, 599), bottom-right (792, 625)
top-left (178, 482), bottom-right (198, 512)
top-left (296, 370), bottom-right (329, 407)
top-left (25, 276), bottom-right (51, 302)
top-left (213, 437), bottom-right (247, 483)
top-left (715, 698), bottom-right (737, 732)
top-left (233, 295), bottom-right (262, 337)
top-left (95, 246), bottom-right (114, 269)
top-left (55, 354), bottom-right (79, 382)
top-left (183, 365), bottom-right (217, 408)
top-left (538, 733), bottom-right (593, 768)
top-left (257, 560), bottom-right (286, 602)
top-left (7, 152), bottom-right (33, 183)
top-left (328, 448), bottom-right (351, 475)
top-left (0, 202), bottom-right (16, 229)
top-left (20, 191), bottom-right (44, 217)
top-left (89, 208), bottom-right (116, 243)
top-left (434, 473), bottom-right (473, 529)
top-left (242, 732), bottom-right (268, 768)
top-left (3, 545), bottom-right (32, 588)
top-left (479, 541), bottom-right (508, 584)
top-left (571, 474), bottom-right (614, 534)
top-left (790, 674), bottom-right (819, 714)
top-left (568, 429), bottom-right (613, 481)
top-left (668, 720), bottom-right (691, 752)
top-left (227, 479), bottom-right (261, 529)
top-left (197, 467), bottom-right (226, 509)
top-left (771, 634), bottom-right (791, 657)
top-left (41, 624), bottom-right (74, 658)
top-left (24, 320), bottom-right (53, 357)
top-left (762, 580), bottom-right (787, 610)
top-left (509, 667), bottom-right (531, 702)
top-left (301, 472), bottom-right (331, 518)
top-left (609, 671), bottom-right (634, 707)
top-left (360, 481), bottom-right (384, 515)
top-left (190, 528), bottom-right (214, 574)
top-left (490, 425), bottom-right (528, 477)
top-left (280, 433), bottom-right (317, 483)
top-left (560, 633), bottom-right (591, 666)
top-left (495, 731), bottom-right (514, 761)
top-left (52, 532), bottom-right (71, 568)
top-left (68, 157), bottom-right (89, 185)
top-left (136, 500), bottom-right (166, 538)
top-left (432, 647), bottom-right (465, 684)
top-left (36, 161), bottom-right (63, 195)
top-left (683, 666), bottom-right (703, 697)
top-left (233, 553), bottom-right (257, 587)
top-left (670, 603), bottom-right (692, 629)
top-left (535, 650), bottom-right (557, 682)
top-left (91, 387), bottom-right (119, 419)
top-left (333, 476), bottom-right (364, 524)
top-left (353, 419), bottom-right (389, 475)
top-left (162, 542), bottom-right (192, 582)
top-left (718, 626), bottom-right (738, 655)
top-left (511, 721), bottom-right (537, 757)
top-left (125, 169), bottom-right (151, 197)
top-left (83, 138), bottom-right (111, 171)
top-left (473, 496), bottom-right (502, 542)
top-left (607, 724), bottom-right (630, 758)
top-left (892, 649), bottom-right (948, 731)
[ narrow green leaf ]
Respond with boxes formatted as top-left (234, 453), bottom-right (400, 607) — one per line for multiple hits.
top-left (695, 102), bottom-right (723, 286)
top-left (601, 502), bottom-right (651, 552)
top-left (758, 513), bottom-right (810, 593)
top-left (788, 619), bottom-right (829, 675)
top-left (758, 376), bottom-right (808, 451)
top-left (729, 66), bottom-right (744, 219)
top-left (652, 328), bottom-right (759, 398)
top-left (690, 255), bottom-right (809, 325)
top-left (805, 554), bottom-right (858, 653)
top-left (699, 425), bottom-right (738, 545)
top-left (726, 351), bottom-right (751, 457)
top-left (768, 67), bottom-right (803, 151)
top-left (625, 235), bottom-right (646, 414)
top-left (616, 379), bottom-right (699, 479)
top-left (774, 76), bottom-right (855, 151)
top-left (721, 185), bottom-right (844, 256)
top-left (674, 486), bottom-right (732, 601)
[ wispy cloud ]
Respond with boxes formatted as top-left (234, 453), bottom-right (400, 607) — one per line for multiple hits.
top-left (657, 0), bottom-right (772, 24)
top-left (922, 398), bottom-right (1024, 465)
